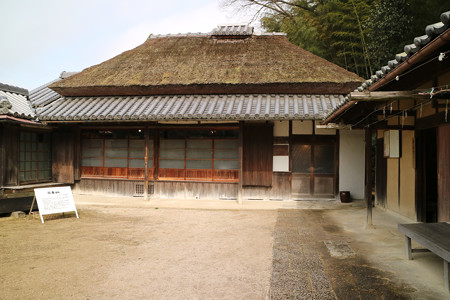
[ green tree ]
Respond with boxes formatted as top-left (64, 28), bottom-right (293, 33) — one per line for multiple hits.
top-left (364, 0), bottom-right (412, 69)
top-left (364, 0), bottom-right (448, 70)
top-left (260, 4), bottom-right (325, 57)
top-left (224, 0), bottom-right (374, 77)
top-left (408, 0), bottom-right (449, 35)
top-left (313, 0), bottom-right (373, 77)
top-left (222, 0), bottom-right (449, 77)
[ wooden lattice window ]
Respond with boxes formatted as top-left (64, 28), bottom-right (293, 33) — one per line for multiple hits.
top-left (80, 129), bottom-right (153, 179)
top-left (158, 128), bottom-right (239, 182)
top-left (19, 131), bottom-right (52, 183)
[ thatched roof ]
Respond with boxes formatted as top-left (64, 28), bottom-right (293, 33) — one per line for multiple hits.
top-left (50, 33), bottom-right (363, 96)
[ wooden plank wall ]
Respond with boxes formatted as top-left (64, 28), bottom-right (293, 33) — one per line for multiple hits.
top-left (438, 124), bottom-right (450, 222)
top-left (73, 179), bottom-right (139, 196)
top-left (242, 172), bottom-right (291, 200)
top-left (73, 179), bottom-right (238, 200)
top-left (52, 129), bottom-right (75, 184)
top-left (74, 175), bottom-right (293, 200)
top-left (154, 181), bottom-right (238, 200)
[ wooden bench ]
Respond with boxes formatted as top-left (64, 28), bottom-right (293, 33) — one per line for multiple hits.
top-left (398, 223), bottom-right (450, 293)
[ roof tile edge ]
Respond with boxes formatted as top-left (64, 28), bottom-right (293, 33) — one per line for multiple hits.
top-left (0, 83), bottom-right (29, 96)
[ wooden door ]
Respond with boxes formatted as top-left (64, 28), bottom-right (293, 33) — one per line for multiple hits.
top-left (242, 124), bottom-right (273, 187)
top-left (291, 136), bottom-right (337, 198)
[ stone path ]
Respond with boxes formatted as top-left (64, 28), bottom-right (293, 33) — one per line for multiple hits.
top-left (269, 209), bottom-right (416, 299)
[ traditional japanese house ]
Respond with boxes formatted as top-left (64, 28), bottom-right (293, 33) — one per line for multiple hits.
top-left (30, 25), bottom-right (363, 202)
top-left (0, 83), bottom-right (54, 213)
top-left (325, 11), bottom-right (450, 222)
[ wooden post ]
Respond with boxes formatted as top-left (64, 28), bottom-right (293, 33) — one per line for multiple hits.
top-left (444, 260), bottom-right (449, 292)
top-left (144, 130), bottom-right (149, 201)
top-left (405, 236), bottom-right (412, 260)
top-left (28, 196), bottom-right (36, 220)
top-left (238, 121), bottom-right (243, 204)
top-left (365, 127), bottom-right (373, 227)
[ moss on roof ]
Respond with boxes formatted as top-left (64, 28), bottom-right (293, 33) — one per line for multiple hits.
top-left (51, 34), bottom-right (363, 96)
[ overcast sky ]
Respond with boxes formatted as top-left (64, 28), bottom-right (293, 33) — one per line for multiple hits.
top-left (0, 0), bottom-right (257, 90)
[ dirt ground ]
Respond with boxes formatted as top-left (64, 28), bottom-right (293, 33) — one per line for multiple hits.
top-left (1, 199), bottom-right (449, 299)
top-left (0, 207), bottom-right (276, 299)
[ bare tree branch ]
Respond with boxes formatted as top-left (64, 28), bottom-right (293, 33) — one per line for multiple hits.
top-left (276, 0), bottom-right (317, 15)
top-left (221, 0), bottom-right (317, 20)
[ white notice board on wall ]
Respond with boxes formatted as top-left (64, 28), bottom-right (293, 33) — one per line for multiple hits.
top-left (33, 186), bottom-right (79, 223)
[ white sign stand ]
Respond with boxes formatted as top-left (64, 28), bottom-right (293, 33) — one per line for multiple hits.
top-left (32, 186), bottom-right (79, 223)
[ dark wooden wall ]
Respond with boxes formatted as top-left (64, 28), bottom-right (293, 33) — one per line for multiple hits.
top-left (0, 125), bottom-right (4, 186)
top-left (0, 196), bottom-right (35, 214)
top-left (375, 138), bottom-right (387, 207)
top-left (415, 128), bottom-right (438, 222)
top-left (242, 123), bottom-right (273, 187)
top-left (3, 124), bottom-right (19, 186)
top-left (438, 124), bottom-right (450, 222)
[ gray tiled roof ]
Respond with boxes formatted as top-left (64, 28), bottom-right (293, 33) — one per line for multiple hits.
top-left (37, 94), bottom-right (345, 121)
top-left (29, 71), bottom-right (77, 108)
top-left (0, 83), bottom-right (35, 120)
top-left (29, 79), bottom-right (62, 108)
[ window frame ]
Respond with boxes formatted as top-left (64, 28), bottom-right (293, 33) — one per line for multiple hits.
top-left (158, 127), bottom-right (239, 182)
top-left (79, 127), bottom-right (239, 183)
top-left (80, 129), bottom-right (153, 179)
top-left (19, 131), bottom-right (52, 184)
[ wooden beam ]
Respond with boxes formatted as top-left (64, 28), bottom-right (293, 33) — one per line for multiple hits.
top-left (350, 91), bottom-right (430, 101)
top-left (375, 110), bottom-right (416, 116)
top-left (315, 123), bottom-right (352, 130)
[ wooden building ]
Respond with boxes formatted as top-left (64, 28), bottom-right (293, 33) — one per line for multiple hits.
top-left (2, 25), bottom-right (364, 208)
top-left (325, 11), bottom-right (450, 222)
top-left (0, 83), bottom-right (55, 213)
